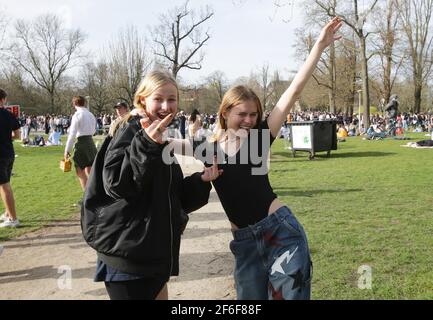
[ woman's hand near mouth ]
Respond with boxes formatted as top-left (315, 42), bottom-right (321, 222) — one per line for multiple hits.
top-left (140, 113), bottom-right (174, 144)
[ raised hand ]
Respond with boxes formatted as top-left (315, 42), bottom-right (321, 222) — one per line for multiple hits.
top-left (140, 113), bottom-right (174, 144)
top-left (201, 156), bottom-right (223, 182)
top-left (317, 16), bottom-right (343, 48)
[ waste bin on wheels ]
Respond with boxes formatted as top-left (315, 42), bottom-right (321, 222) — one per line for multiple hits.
top-left (287, 120), bottom-right (337, 160)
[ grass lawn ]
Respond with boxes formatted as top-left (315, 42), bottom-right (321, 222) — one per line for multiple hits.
top-left (0, 131), bottom-right (432, 299)
top-left (269, 132), bottom-right (433, 299)
top-left (0, 134), bottom-right (106, 242)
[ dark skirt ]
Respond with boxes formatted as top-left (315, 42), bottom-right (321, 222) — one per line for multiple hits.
top-left (73, 135), bottom-right (97, 169)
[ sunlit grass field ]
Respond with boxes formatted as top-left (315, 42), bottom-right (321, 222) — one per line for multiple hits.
top-left (0, 131), bottom-right (432, 299)
top-left (0, 135), bottom-right (106, 242)
top-left (269, 132), bottom-right (433, 299)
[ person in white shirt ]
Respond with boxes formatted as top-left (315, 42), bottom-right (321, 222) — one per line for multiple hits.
top-left (64, 96), bottom-right (97, 191)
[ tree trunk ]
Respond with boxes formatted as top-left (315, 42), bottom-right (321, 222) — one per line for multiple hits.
top-left (414, 81), bottom-right (422, 113)
top-left (172, 64), bottom-right (179, 79)
top-left (349, 35), bottom-right (357, 117)
top-left (360, 36), bottom-right (370, 128)
top-left (329, 42), bottom-right (336, 113)
top-left (384, 57), bottom-right (391, 104)
top-left (383, 0), bottom-right (395, 105)
top-left (50, 92), bottom-right (55, 114)
top-left (348, 68), bottom-right (356, 116)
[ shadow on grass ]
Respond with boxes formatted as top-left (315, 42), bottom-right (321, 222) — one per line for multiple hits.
top-left (270, 169), bottom-right (298, 173)
top-left (272, 151), bottom-right (396, 159)
top-left (274, 187), bottom-right (363, 197)
top-left (326, 151), bottom-right (396, 158)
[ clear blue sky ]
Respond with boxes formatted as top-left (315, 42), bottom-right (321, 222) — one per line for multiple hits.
top-left (1, 0), bottom-right (304, 84)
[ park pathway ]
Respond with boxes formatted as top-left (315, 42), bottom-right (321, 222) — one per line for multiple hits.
top-left (0, 156), bottom-right (235, 300)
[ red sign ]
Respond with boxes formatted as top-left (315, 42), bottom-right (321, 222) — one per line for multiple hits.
top-left (5, 105), bottom-right (20, 118)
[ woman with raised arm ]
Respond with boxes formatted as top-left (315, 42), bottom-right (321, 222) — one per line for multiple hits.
top-left (196, 17), bottom-right (343, 300)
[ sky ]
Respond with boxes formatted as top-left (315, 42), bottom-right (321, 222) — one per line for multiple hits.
top-left (1, 0), bottom-right (306, 84)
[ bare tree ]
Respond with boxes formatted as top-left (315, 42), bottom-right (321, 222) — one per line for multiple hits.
top-left (313, 0), bottom-right (379, 127)
top-left (205, 70), bottom-right (227, 105)
top-left (395, 0), bottom-right (433, 113)
top-left (369, 0), bottom-right (405, 108)
top-left (268, 70), bottom-right (291, 110)
top-left (107, 25), bottom-right (152, 106)
top-left (338, 35), bottom-right (358, 115)
top-left (81, 61), bottom-right (112, 114)
top-left (296, 1), bottom-right (339, 113)
top-left (318, 0), bottom-right (338, 114)
top-left (10, 14), bottom-right (86, 113)
top-left (0, 66), bottom-right (48, 113)
top-left (294, 26), bottom-right (338, 112)
top-left (257, 63), bottom-right (275, 111)
top-left (152, 1), bottom-right (214, 79)
top-left (295, 24), bottom-right (357, 114)
top-left (0, 11), bottom-right (9, 62)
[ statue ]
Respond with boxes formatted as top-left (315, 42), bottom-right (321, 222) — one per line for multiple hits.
top-left (385, 94), bottom-right (399, 119)
top-left (385, 94), bottom-right (399, 136)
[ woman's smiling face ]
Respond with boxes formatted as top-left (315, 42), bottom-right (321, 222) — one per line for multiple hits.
top-left (224, 100), bottom-right (259, 137)
top-left (141, 83), bottom-right (178, 121)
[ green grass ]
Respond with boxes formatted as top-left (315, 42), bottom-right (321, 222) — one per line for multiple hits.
top-left (0, 134), bottom-right (106, 242)
top-left (269, 133), bottom-right (433, 299)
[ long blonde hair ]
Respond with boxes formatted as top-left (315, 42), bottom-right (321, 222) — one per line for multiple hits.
top-left (211, 85), bottom-right (263, 142)
top-left (109, 70), bottom-right (178, 136)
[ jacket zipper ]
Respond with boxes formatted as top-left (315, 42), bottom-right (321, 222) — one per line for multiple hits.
top-left (168, 165), bottom-right (173, 276)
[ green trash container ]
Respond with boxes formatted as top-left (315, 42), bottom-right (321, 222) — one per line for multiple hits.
top-left (287, 120), bottom-right (337, 159)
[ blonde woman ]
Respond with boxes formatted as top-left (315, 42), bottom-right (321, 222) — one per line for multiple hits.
top-left (82, 71), bottom-right (221, 300)
top-left (194, 17), bottom-right (342, 300)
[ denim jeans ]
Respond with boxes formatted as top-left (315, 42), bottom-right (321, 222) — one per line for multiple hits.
top-left (230, 206), bottom-right (312, 300)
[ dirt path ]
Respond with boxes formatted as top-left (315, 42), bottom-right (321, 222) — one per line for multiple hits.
top-left (0, 156), bottom-right (236, 300)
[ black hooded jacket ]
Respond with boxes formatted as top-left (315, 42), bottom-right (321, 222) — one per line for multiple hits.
top-left (81, 116), bottom-right (211, 277)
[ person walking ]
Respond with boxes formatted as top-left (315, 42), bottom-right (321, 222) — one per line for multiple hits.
top-left (64, 96), bottom-right (97, 191)
top-left (0, 88), bottom-right (21, 228)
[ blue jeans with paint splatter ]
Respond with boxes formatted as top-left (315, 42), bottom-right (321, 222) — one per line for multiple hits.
top-left (230, 206), bottom-right (312, 300)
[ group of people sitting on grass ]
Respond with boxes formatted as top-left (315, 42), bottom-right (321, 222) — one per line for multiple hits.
top-left (21, 129), bottom-right (62, 147)
top-left (366, 124), bottom-right (387, 140)
top-left (337, 123), bottom-right (388, 141)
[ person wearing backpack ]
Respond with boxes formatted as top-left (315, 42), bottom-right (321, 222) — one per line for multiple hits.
top-left (82, 71), bottom-right (222, 300)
